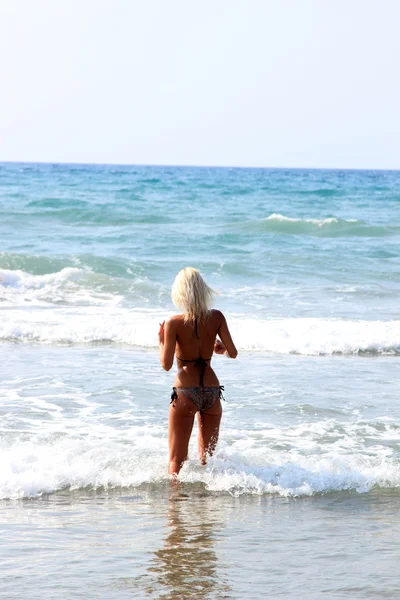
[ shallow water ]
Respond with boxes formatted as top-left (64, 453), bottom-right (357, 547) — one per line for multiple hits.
top-left (2, 487), bottom-right (400, 599)
top-left (1, 163), bottom-right (400, 597)
top-left (2, 346), bottom-right (400, 499)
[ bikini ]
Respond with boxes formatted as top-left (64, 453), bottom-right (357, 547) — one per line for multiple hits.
top-left (170, 319), bottom-right (225, 412)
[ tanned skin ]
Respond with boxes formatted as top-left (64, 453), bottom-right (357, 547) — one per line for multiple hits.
top-left (159, 309), bottom-right (237, 476)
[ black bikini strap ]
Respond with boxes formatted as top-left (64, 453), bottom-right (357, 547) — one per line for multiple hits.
top-left (175, 355), bottom-right (212, 388)
top-left (197, 357), bottom-right (206, 388)
top-left (176, 356), bottom-right (212, 363)
top-left (219, 386), bottom-right (226, 401)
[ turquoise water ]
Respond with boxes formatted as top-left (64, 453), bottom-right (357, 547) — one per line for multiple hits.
top-left (2, 163), bottom-right (400, 346)
top-left (1, 162), bottom-right (400, 598)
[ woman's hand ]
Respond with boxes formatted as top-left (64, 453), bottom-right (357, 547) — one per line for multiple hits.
top-left (214, 339), bottom-right (226, 355)
top-left (158, 321), bottom-right (165, 345)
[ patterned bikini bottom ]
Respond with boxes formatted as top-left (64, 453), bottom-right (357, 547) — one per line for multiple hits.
top-left (170, 386), bottom-right (225, 413)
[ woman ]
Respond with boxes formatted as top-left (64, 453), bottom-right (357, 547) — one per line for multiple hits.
top-left (158, 267), bottom-right (238, 476)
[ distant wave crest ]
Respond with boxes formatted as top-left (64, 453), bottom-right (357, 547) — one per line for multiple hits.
top-left (0, 265), bottom-right (161, 306)
top-left (243, 213), bottom-right (398, 237)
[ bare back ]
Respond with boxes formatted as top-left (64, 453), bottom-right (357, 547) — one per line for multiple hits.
top-left (172, 309), bottom-right (221, 387)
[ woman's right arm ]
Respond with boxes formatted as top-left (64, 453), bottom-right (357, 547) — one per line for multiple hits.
top-left (217, 313), bottom-right (238, 359)
top-left (159, 318), bottom-right (176, 371)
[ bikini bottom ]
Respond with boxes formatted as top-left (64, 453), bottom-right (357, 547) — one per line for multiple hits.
top-left (170, 386), bottom-right (225, 413)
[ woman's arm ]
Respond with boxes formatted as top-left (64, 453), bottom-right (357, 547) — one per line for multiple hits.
top-left (217, 314), bottom-right (238, 359)
top-left (158, 319), bottom-right (176, 371)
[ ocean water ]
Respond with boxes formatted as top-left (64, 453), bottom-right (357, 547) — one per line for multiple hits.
top-left (1, 162), bottom-right (400, 598)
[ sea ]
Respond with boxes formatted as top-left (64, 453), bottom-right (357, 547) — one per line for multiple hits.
top-left (1, 162), bottom-right (400, 599)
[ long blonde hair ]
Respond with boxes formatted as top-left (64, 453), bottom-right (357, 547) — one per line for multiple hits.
top-left (171, 267), bottom-right (215, 323)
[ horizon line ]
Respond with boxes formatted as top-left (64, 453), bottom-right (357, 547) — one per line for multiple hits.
top-left (0, 159), bottom-right (399, 173)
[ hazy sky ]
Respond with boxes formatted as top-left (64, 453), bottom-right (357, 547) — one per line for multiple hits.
top-left (1, 0), bottom-right (399, 169)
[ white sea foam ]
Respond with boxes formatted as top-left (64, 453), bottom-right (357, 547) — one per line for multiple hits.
top-left (1, 420), bottom-right (400, 499)
top-left (228, 315), bottom-right (400, 355)
top-left (0, 306), bottom-right (165, 346)
top-left (0, 267), bottom-right (122, 305)
top-left (264, 213), bottom-right (358, 226)
top-left (0, 267), bottom-right (82, 290)
top-left (253, 213), bottom-right (397, 237)
top-left (1, 267), bottom-right (399, 354)
top-left (0, 304), bottom-right (399, 355)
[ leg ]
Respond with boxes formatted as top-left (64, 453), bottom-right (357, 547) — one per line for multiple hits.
top-left (197, 399), bottom-right (222, 465)
top-left (168, 394), bottom-right (197, 476)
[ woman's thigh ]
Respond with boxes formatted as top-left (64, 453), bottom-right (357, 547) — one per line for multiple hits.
top-left (197, 399), bottom-right (222, 446)
top-left (168, 394), bottom-right (198, 458)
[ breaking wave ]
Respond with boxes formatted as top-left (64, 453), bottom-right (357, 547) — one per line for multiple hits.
top-left (243, 214), bottom-right (398, 236)
top-left (2, 420), bottom-right (400, 499)
top-left (0, 305), bottom-right (399, 355)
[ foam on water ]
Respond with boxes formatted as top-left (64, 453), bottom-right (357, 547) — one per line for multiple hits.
top-left (265, 213), bottom-right (358, 225)
top-left (1, 268), bottom-right (400, 354)
top-left (228, 315), bottom-right (400, 355)
top-left (1, 164), bottom-right (400, 510)
top-left (0, 266), bottom-right (156, 306)
top-left (244, 213), bottom-right (398, 236)
top-left (0, 267), bottom-right (88, 302)
top-left (1, 301), bottom-right (399, 355)
top-left (2, 419), bottom-right (400, 499)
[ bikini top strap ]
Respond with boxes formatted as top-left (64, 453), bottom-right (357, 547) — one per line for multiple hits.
top-left (176, 356), bottom-right (212, 363)
top-left (175, 356), bottom-right (212, 388)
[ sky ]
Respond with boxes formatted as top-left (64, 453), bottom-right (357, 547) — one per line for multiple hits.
top-left (0, 0), bottom-right (399, 169)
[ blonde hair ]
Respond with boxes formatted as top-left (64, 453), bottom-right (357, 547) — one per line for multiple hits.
top-left (171, 267), bottom-right (215, 323)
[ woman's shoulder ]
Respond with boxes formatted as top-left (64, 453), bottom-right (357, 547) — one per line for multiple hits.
top-left (209, 309), bottom-right (225, 323)
top-left (166, 314), bottom-right (184, 325)
top-left (166, 314), bottom-right (186, 331)
top-left (166, 311), bottom-right (224, 328)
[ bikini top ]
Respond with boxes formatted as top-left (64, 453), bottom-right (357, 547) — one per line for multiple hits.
top-left (176, 318), bottom-right (211, 387)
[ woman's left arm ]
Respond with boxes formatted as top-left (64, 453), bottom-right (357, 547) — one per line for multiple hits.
top-left (159, 319), bottom-right (176, 371)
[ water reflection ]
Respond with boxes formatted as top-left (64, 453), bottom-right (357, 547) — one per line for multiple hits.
top-left (145, 487), bottom-right (231, 599)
